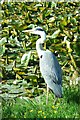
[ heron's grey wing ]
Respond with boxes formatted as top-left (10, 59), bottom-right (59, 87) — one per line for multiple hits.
top-left (50, 51), bottom-right (62, 85)
top-left (40, 50), bottom-right (62, 85)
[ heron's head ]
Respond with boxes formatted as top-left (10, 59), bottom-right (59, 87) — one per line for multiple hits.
top-left (23, 26), bottom-right (46, 43)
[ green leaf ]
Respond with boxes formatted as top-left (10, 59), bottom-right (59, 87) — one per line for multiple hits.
top-left (1, 84), bottom-right (12, 90)
top-left (51, 29), bottom-right (60, 38)
top-left (47, 16), bottom-right (55, 23)
top-left (0, 37), bottom-right (7, 45)
top-left (8, 36), bottom-right (20, 47)
top-left (6, 64), bottom-right (13, 71)
top-left (28, 24), bottom-right (35, 29)
top-left (0, 72), bottom-right (3, 78)
top-left (0, 45), bottom-right (5, 57)
top-left (21, 51), bottom-right (31, 66)
top-left (9, 87), bottom-right (24, 94)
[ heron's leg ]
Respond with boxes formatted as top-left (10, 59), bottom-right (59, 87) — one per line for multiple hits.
top-left (54, 96), bottom-right (58, 105)
top-left (46, 85), bottom-right (49, 105)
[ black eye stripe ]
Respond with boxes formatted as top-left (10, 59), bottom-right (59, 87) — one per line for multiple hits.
top-left (36, 28), bottom-right (44, 31)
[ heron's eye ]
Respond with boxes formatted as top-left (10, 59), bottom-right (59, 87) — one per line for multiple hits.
top-left (42, 43), bottom-right (44, 47)
top-left (40, 55), bottom-right (43, 58)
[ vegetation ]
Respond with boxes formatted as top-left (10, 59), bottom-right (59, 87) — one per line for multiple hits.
top-left (0, 1), bottom-right (80, 119)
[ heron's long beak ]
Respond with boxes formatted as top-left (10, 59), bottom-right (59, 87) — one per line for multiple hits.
top-left (22, 29), bottom-right (34, 33)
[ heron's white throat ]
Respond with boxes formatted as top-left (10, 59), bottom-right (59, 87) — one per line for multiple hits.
top-left (36, 32), bottom-right (46, 58)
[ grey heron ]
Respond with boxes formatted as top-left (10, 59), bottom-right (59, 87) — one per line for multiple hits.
top-left (23, 26), bottom-right (62, 104)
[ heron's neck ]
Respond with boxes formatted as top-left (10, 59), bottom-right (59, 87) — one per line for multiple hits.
top-left (36, 37), bottom-right (46, 58)
top-left (36, 38), bottom-right (43, 50)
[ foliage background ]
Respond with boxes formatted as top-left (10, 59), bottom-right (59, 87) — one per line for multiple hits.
top-left (0, 1), bottom-right (80, 118)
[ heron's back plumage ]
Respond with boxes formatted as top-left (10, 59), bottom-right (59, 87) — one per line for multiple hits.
top-left (40, 50), bottom-right (62, 98)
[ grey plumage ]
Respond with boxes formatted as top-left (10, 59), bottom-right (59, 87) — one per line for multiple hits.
top-left (40, 50), bottom-right (62, 98)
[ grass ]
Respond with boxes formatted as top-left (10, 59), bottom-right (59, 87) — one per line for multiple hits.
top-left (2, 85), bottom-right (80, 118)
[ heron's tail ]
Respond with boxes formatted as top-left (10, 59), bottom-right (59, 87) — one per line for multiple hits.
top-left (49, 83), bottom-right (63, 98)
top-left (54, 84), bottom-right (63, 98)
